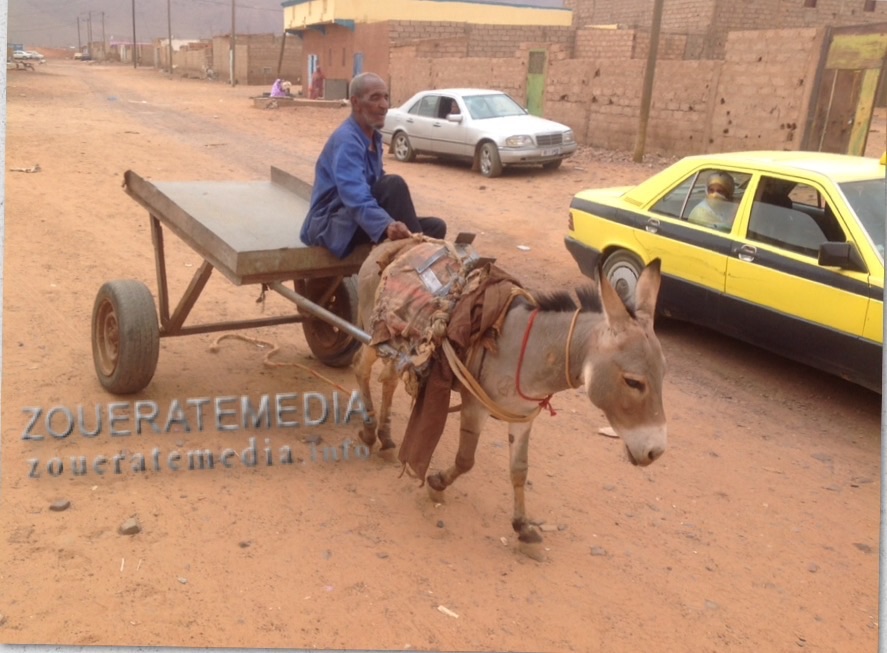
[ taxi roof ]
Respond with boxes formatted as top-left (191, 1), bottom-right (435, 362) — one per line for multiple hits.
top-left (673, 150), bottom-right (884, 182)
top-left (619, 150), bottom-right (885, 206)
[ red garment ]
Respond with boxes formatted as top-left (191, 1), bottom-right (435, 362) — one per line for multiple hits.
top-left (310, 69), bottom-right (325, 99)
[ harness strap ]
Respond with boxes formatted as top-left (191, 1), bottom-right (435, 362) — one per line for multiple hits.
top-left (515, 308), bottom-right (556, 416)
top-left (564, 308), bottom-right (582, 390)
top-left (442, 339), bottom-right (541, 423)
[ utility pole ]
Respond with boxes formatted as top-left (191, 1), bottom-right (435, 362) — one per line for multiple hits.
top-left (131, 0), bottom-right (138, 68)
top-left (101, 12), bottom-right (106, 61)
top-left (86, 12), bottom-right (93, 60)
top-left (632, 0), bottom-right (665, 163)
top-left (76, 17), bottom-right (82, 55)
top-left (230, 0), bottom-right (236, 86)
top-left (167, 0), bottom-right (174, 76)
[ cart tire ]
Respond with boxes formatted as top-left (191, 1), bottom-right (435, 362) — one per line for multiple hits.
top-left (92, 280), bottom-right (160, 394)
top-left (298, 275), bottom-right (361, 368)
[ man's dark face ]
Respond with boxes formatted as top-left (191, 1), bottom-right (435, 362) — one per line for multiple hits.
top-left (352, 77), bottom-right (389, 132)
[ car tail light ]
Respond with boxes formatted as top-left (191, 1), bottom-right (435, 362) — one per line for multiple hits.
top-left (567, 212), bottom-right (574, 231)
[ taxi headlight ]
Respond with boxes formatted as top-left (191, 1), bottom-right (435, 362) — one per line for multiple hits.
top-left (563, 130), bottom-right (575, 144)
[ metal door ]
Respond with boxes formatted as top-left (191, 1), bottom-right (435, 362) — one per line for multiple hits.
top-left (527, 49), bottom-right (546, 117)
top-left (805, 24), bottom-right (887, 155)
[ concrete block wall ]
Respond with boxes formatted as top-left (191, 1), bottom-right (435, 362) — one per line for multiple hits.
top-left (575, 27), bottom-right (635, 60)
top-left (388, 47), bottom-right (523, 106)
top-left (245, 34), bottom-right (303, 87)
top-left (706, 28), bottom-right (823, 153)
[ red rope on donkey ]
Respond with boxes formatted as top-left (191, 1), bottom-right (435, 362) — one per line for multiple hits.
top-left (515, 308), bottom-right (556, 416)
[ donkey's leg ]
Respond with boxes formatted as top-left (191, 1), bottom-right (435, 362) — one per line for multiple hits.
top-left (353, 345), bottom-right (379, 448)
top-left (508, 421), bottom-right (542, 544)
top-left (375, 359), bottom-right (399, 451)
top-left (427, 397), bottom-right (489, 493)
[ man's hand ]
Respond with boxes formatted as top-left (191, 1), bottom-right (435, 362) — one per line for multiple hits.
top-left (386, 221), bottom-right (412, 241)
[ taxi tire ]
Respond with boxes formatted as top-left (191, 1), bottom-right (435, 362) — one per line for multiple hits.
top-left (602, 249), bottom-right (644, 305)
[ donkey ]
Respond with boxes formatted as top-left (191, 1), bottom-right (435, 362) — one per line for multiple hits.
top-left (353, 239), bottom-right (667, 545)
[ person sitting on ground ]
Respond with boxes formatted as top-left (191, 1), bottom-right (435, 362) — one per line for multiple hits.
top-left (688, 171), bottom-right (739, 232)
top-left (269, 79), bottom-right (291, 98)
top-left (300, 72), bottom-right (447, 259)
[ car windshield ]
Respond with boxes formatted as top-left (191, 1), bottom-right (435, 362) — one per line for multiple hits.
top-left (464, 93), bottom-right (526, 120)
top-left (839, 178), bottom-right (887, 260)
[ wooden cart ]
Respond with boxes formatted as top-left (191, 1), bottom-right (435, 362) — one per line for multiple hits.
top-left (91, 166), bottom-right (375, 394)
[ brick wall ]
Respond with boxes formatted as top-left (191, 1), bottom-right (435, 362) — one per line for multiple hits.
top-left (707, 28), bottom-right (823, 152)
top-left (389, 23), bottom-right (829, 157)
top-left (584, 0), bottom-right (887, 59)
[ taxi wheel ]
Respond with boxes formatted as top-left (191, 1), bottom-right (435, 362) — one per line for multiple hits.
top-left (602, 250), bottom-right (644, 305)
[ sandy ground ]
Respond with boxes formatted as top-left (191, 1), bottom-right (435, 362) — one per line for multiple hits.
top-left (0, 60), bottom-right (883, 653)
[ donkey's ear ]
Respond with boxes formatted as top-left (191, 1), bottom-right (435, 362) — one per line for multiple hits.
top-left (596, 261), bottom-right (632, 329)
top-left (634, 258), bottom-right (662, 322)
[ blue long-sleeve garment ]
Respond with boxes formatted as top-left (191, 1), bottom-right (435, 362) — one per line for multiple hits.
top-left (300, 115), bottom-right (393, 259)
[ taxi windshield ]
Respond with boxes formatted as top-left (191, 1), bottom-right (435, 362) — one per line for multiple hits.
top-left (840, 178), bottom-right (887, 261)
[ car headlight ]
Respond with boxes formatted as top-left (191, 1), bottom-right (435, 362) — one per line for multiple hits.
top-left (563, 130), bottom-right (575, 144)
top-left (505, 135), bottom-right (534, 148)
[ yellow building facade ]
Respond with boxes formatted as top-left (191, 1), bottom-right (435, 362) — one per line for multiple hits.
top-left (283, 0), bottom-right (572, 30)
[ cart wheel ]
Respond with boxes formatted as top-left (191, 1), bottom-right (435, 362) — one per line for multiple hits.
top-left (298, 275), bottom-right (361, 368)
top-left (92, 280), bottom-right (160, 394)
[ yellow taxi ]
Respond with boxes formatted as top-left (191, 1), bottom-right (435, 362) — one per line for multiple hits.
top-left (565, 151), bottom-right (887, 392)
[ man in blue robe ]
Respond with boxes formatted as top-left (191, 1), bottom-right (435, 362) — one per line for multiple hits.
top-left (300, 72), bottom-right (446, 259)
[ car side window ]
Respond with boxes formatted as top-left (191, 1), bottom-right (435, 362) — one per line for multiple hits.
top-left (415, 95), bottom-right (440, 118)
top-left (746, 177), bottom-right (845, 257)
top-left (438, 97), bottom-right (459, 118)
top-left (651, 168), bottom-right (750, 233)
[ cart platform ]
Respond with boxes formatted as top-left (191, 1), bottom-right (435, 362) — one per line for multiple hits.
top-left (123, 167), bottom-right (369, 285)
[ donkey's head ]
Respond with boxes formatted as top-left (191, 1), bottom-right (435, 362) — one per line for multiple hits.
top-left (582, 258), bottom-right (667, 467)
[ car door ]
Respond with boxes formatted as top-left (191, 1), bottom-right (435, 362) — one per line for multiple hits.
top-left (431, 96), bottom-right (470, 157)
top-left (636, 167), bottom-right (752, 326)
top-left (404, 95), bottom-right (442, 153)
top-left (723, 174), bottom-right (876, 380)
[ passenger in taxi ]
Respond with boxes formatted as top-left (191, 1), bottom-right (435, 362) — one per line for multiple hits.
top-left (688, 171), bottom-right (739, 232)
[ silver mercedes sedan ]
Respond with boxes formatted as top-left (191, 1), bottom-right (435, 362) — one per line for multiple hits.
top-left (380, 88), bottom-right (577, 178)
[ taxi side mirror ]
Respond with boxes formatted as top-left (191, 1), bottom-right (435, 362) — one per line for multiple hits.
top-left (818, 241), bottom-right (867, 273)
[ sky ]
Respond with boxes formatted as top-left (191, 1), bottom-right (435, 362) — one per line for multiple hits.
top-left (8, 0), bottom-right (286, 49)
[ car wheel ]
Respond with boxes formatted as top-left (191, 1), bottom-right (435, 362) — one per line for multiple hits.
top-left (602, 250), bottom-right (645, 306)
top-left (542, 159), bottom-right (563, 171)
top-left (392, 132), bottom-right (416, 162)
top-left (479, 142), bottom-right (503, 178)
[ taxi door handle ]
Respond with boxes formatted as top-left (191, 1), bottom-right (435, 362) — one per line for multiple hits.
top-left (735, 243), bottom-right (757, 262)
top-left (645, 218), bottom-right (660, 234)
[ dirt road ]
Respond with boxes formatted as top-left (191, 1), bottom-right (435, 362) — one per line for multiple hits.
top-left (0, 61), bottom-right (881, 653)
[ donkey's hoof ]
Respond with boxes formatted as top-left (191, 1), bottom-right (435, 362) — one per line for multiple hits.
top-left (518, 540), bottom-right (547, 562)
top-left (358, 428), bottom-right (377, 448)
top-left (514, 520), bottom-right (543, 544)
top-left (427, 472), bottom-right (447, 493)
top-left (426, 485), bottom-right (446, 503)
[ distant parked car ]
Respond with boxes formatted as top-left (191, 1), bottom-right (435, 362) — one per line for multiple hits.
top-left (380, 88), bottom-right (577, 178)
top-left (20, 50), bottom-right (44, 62)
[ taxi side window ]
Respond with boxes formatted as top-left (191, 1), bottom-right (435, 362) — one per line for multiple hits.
top-left (746, 177), bottom-right (845, 257)
top-left (650, 168), bottom-right (750, 224)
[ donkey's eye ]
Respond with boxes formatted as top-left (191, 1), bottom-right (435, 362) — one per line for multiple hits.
top-left (624, 377), bottom-right (645, 391)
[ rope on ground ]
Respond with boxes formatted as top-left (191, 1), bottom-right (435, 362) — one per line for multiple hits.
top-left (208, 333), bottom-right (350, 393)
